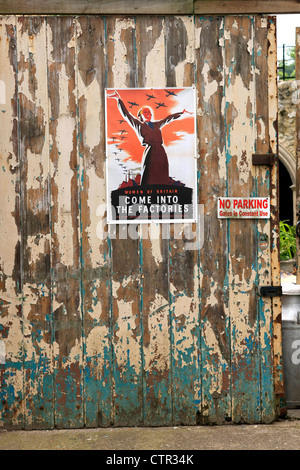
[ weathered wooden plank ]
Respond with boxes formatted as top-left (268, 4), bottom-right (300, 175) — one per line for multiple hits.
top-left (165, 15), bottom-right (201, 426)
top-left (0, 0), bottom-right (300, 15)
top-left (47, 16), bottom-right (83, 428)
top-left (254, 15), bottom-right (275, 423)
top-left (16, 16), bottom-right (53, 429)
top-left (267, 16), bottom-right (285, 418)
top-left (194, 0), bottom-right (300, 14)
top-left (140, 224), bottom-right (173, 426)
top-left (106, 16), bottom-right (143, 426)
top-left (0, 16), bottom-right (24, 430)
top-left (196, 16), bottom-right (231, 424)
top-left (135, 16), bottom-right (165, 89)
top-left (224, 16), bottom-right (261, 423)
top-left (76, 15), bottom-right (113, 427)
top-left (0, 0), bottom-right (193, 15)
top-left (135, 16), bottom-right (173, 426)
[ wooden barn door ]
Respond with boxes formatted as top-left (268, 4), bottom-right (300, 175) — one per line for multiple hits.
top-left (0, 15), bottom-right (283, 429)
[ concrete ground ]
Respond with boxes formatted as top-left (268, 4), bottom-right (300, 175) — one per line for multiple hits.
top-left (1, 409), bottom-right (300, 451)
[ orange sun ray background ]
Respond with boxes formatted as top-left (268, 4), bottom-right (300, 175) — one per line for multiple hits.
top-left (106, 88), bottom-right (195, 165)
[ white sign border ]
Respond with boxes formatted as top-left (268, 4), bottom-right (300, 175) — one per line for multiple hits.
top-left (218, 197), bottom-right (270, 219)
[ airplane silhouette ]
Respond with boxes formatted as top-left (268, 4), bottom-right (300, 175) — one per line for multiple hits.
top-left (165, 90), bottom-right (177, 97)
top-left (118, 129), bottom-right (127, 134)
top-left (155, 102), bottom-right (167, 109)
top-left (118, 119), bottom-right (126, 123)
top-left (110, 136), bottom-right (117, 141)
top-left (128, 101), bottom-right (139, 108)
top-left (120, 136), bottom-right (126, 140)
top-left (146, 94), bottom-right (156, 100)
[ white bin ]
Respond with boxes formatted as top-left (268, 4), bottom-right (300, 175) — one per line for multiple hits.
top-left (282, 283), bottom-right (300, 408)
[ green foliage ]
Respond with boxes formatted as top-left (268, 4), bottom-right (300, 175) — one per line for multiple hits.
top-left (278, 46), bottom-right (295, 80)
top-left (279, 220), bottom-right (296, 260)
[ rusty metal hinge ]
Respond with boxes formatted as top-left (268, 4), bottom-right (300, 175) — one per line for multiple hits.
top-left (258, 285), bottom-right (282, 297)
top-left (252, 154), bottom-right (276, 166)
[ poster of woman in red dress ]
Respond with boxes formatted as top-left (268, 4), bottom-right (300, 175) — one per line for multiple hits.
top-left (105, 87), bottom-right (197, 223)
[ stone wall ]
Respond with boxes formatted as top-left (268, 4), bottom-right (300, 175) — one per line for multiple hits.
top-left (278, 79), bottom-right (297, 224)
top-left (278, 79), bottom-right (296, 162)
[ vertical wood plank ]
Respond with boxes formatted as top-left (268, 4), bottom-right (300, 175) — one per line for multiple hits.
top-left (196, 16), bottom-right (231, 424)
top-left (268, 16), bottom-right (285, 417)
top-left (106, 16), bottom-right (143, 426)
top-left (165, 15), bottom-right (200, 426)
top-left (135, 15), bottom-right (173, 426)
top-left (0, 16), bottom-right (24, 429)
top-left (225, 15), bottom-right (260, 423)
top-left (140, 223), bottom-right (172, 426)
top-left (136, 15), bottom-right (165, 89)
top-left (17, 16), bottom-right (53, 429)
top-left (76, 15), bottom-right (113, 427)
top-left (254, 15), bottom-right (275, 422)
top-left (47, 16), bottom-right (83, 428)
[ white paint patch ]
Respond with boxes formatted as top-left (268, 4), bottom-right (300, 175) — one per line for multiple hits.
top-left (112, 18), bottom-right (136, 88)
top-left (247, 36), bottom-right (254, 55)
top-left (117, 298), bottom-right (134, 320)
top-left (0, 340), bottom-right (5, 364)
top-left (86, 171), bottom-right (106, 266)
top-left (46, 21), bottom-right (54, 57)
top-left (85, 79), bottom-right (101, 150)
top-left (257, 117), bottom-right (266, 142)
top-left (112, 280), bottom-right (121, 298)
top-left (261, 17), bottom-right (268, 28)
top-left (218, 147), bottom-right (227, 182)
top-left (58, 64), bottom-right (71, 115)
top-left (204, 282), bottom-right (220, 308)
top-left (0, 80), bottom-right (6, 104)
top-left (224, 28), bottom-right (231, 41)
top-left (77, 73), bottom-right (101, 150)
top-left (150, 226), bottom-right (163, 265)
top-left (55, 114), bottom-right (76, 266)
top-left (145, 22), bottom-right (166, 87)
top-left (226, 74), bottom-right (255, 183)
top-left (202, 62), bottom-right (218, 103)
top-left (195, 23), bottom-right (202, 50)
top-left (85, 325), bottom-right (109, 359)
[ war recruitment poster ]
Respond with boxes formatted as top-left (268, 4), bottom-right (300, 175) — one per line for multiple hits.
top-left (105, 87), bottom-right (197, 224)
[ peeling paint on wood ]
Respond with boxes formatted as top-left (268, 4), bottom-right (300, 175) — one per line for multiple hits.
top-left (47, 16), bottom-right (83, 429)
top-left (267, 16), bottom-right (285, 417)
top-left (0, 14), bottom-right (283, 429)
top-left (196, 16), bottom-right (231, 425)
top-left (254, 16), bottom-right (275, 423)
